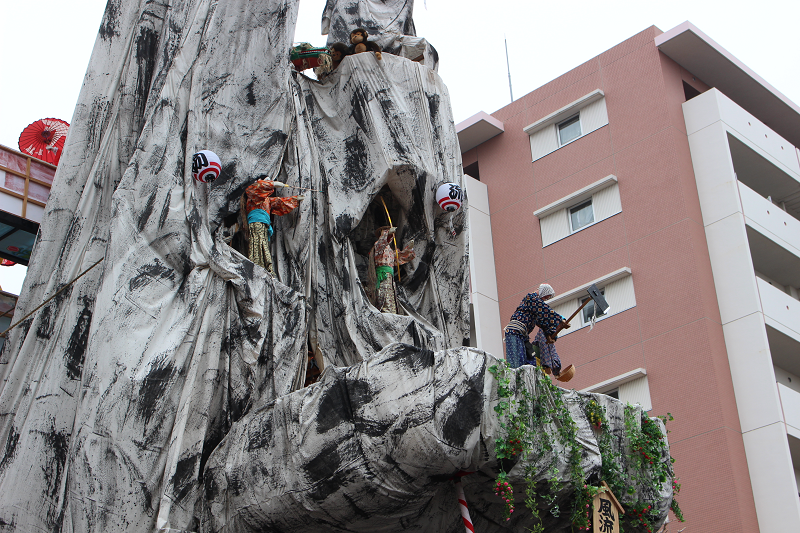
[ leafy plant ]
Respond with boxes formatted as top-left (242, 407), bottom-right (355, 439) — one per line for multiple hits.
top-left (488, 361), bottom-right (685, 532)
top-left (584, 399), bottom-right (605, 430)
top-left (494, 471), bottom-right (515, 521)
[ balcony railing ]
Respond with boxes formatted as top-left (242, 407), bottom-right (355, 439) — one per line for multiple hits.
top-left (740, 181), bottom-right (800, 254)
top-left (778, 383), bottom-right (800, 435)
top-left (758, 278), bottom-right (800, 339)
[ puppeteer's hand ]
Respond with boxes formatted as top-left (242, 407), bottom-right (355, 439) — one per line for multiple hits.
top-left (545, 334), bottom-right (557, 344)
top-left (561, 321), bottom-right (571, 329)
top-left (388, 227), bottom-right (396, 234)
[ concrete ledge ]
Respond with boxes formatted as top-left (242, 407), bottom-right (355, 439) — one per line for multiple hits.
top-left (523, 89), bottom-right (604, 135)
top-left (581, 368), bottom-right (647, 394)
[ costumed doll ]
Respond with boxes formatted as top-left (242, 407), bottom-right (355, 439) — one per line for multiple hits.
top-left (368, 226), bottom-right (414, 313)
top-left (329, 42), bottom-right (350, 69)
top-left (528, 284), bottom-right (575, 381)
top-left (503, 285), bottom-right (571, 374)
top-left (244, 180), bottom-right (303, 276)
top-left (349, 28), bottom-right (382, 60)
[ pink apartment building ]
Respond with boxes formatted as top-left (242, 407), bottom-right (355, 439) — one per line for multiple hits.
top-left (461, 23), bottom-right (800, 532)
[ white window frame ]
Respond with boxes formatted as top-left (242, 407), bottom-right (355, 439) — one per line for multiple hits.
top-left (546, 267), bottom-right (635, 336)
top-left (535, 175), bottom-right (621, 247)
top-left (557, 113), bottom-right (582, 146)
top-left (581, 368), bottom-right (652, 411)
top-left (524, 89), bottom-right (608, 162)
top-left (580, 287), bottom-right (607, 326)
top-left (568, 198), bottom-right (595, 233)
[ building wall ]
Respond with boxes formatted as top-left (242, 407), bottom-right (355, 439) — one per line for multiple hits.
top-left (684, 87), bottom-right (800, 531)
top-left (465, 174), bottom-right (504, 357)
top-left (470, 27), bottom-right (758, 532)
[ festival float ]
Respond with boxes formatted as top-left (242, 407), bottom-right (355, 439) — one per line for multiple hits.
top-left (0, 1), bottom-right (679, 532)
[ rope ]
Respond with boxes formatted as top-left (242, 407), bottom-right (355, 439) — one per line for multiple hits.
top-left (273, 183), bottom-right (321, 193)
top-left (0, 257), bottom-right (104, 338)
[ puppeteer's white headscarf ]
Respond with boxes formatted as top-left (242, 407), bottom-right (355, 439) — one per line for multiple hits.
top-left (538, 283), bottom-right (555, 298)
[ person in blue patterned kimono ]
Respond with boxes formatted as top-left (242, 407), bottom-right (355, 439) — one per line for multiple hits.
top-left (503, 284), bottom-right (568, 370)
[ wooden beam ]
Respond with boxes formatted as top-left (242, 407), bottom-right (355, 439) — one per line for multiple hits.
top-left (0, 185), bottom-right (48, 207)
top-left (22, 157), bottom-right (30, 219)
top-left (0, 165), bottom-right (54, 188)
top-left (1, 165), bottom-right (53, 187)
top-left (0, 189), bottom-right (45, 206)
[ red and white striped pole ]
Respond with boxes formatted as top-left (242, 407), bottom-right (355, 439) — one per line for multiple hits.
top-left (454, 477), bottom-right (475, 533)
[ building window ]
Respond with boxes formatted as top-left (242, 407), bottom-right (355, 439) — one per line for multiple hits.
top-left (581, 288), bottom-right (607, 325)
top-left (580, 370), bottom-right (652, 412)
top-left (547, 268), bottom-right (635, 336)
top-left (463, 161), bottom-right (480, 181)
top-left (569, 199), bottom-right (594, 233)
top-left (536, 175), bottom-right (621, 247)
top-left (558, 114), bottom-right (582, 146)
top-left (525, 89), bottom-right (608, 162)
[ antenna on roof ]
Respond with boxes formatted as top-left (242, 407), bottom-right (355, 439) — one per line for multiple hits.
top-left (504, 36), bottom-right (513, 102)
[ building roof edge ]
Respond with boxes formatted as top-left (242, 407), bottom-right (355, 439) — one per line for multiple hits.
top-left (655, 21), bottom-right (800, 145)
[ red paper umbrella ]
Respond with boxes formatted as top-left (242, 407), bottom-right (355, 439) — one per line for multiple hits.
top-left (18, 118), bottom-right (70, 166)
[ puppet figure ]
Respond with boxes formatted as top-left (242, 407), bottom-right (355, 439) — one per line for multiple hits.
top-left (368, 226), bottom-right (414, 313)
top-left (527, 284), bottom-right (575, 381)
top-left (349, 28), bottom-right (382, 60)
top-left (329, 42), bottom-right (350, 69)
top-left (244, 180), bottom-right (303, 276)
top-left (503, 285), bottom-right (570, 372)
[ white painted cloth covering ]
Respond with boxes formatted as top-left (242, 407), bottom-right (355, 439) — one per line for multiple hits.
top-left (0, 0), bottom-right (465, 530)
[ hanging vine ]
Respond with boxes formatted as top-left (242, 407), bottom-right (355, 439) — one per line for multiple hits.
top-left (488, 362), bottom-right (593, 529)
top-left (488, 361), bottom-right (684, 532)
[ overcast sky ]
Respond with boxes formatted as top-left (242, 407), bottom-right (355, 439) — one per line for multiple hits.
top-left (1, 0), bottom-right (798, 292)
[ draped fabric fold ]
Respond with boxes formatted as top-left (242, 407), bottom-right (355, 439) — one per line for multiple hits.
top-left (0, 0), bottom-right (466, 531)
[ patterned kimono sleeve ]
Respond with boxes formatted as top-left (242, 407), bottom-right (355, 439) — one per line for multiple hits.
top-left (245, 180), bottom-right (277, 211)
top-left (534, 328), bottom-right (561, 374)
top-left (397, 244), bottom-right (415, 265)
top-left (267, 196), bottom-right (301, 216)
top-left (534, 328), bottom-right (548, 352)
top-left (531, 296), bottom-right (563, 337)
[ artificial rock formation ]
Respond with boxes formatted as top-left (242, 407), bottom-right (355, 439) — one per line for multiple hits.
top-left (322, 0), bottom-right (439, 70)
top-left (0, 0), bottom-right (671, 532)
top-left (202, 344), bottom-right (672, 532)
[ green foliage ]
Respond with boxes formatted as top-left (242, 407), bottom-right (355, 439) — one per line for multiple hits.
top-left (488, 361), bottom-right (685, 532)
top-left (488, 362), bottom-right (592, 529)
top-left (494, 471), bottom-right (515, 521)
top-left (588, 402), bottom-right (685, 532)
top-left (585, 400), bottom-right (605, 430)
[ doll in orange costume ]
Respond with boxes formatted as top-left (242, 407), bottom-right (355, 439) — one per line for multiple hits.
top-left (244, 180), bottom-right (303, 276)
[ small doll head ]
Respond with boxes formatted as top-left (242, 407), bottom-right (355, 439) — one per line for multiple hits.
top-left (350, 28), bottom-right (368, 45)
top-left (329, 42), bottom-right (349, 62)
top-left (375, 225), bottom-right (392, 237)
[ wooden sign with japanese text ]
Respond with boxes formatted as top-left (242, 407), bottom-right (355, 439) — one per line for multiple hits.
top-left (593, 482), bottom-right (624, 533)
